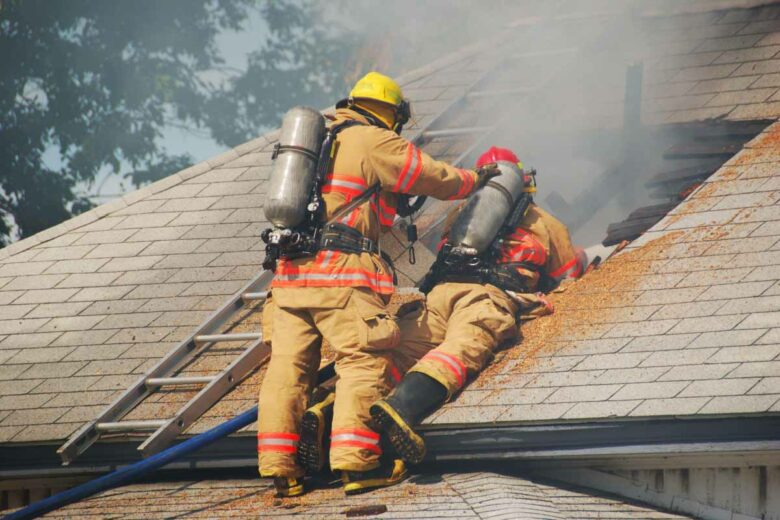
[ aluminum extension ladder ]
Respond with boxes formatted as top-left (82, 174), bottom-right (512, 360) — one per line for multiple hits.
top-left (58, 42), bottom-right (582, 466)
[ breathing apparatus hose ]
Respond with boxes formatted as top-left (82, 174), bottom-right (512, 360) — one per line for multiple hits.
top-left (5, 363), bottom-right (337, 520)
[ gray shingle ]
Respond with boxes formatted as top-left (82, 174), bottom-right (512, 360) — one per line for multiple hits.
top-left (8, 346), bottom-right (75, 364)
top-left (621, 333), bottom-right (699, 352)
top-left (708, 343), bottom-right (780, 363)
top-left (629, 397), bottom-right (710, 416)
top-left (561, 400), bottom-right (641, 420)
top-left (574, 352), bottom-right (652, 371)
top-left (126, 226), bottom-right (191, 242)
top-left (94, 312), bottom-right (161, 330)
top-left (650, 300), bottom-right (726, 320)
top-left (667, 314), bottom-right (747, 334)
top-left (736, 310), bottom-right (780, 329)
top-left (678, 377), bottom-right (759, 397)
top-left (688, 328), bottom-right (768, 348)
top-left (85, 241), bottom-right (150, 258)
top-left (32, 245), bottom-right (95, 262)
top-left (502, 403), bottom-right (573, 422)
top-left (748, 376), bottom-right (780, 394)
top-left (75, 359), bottom-right (145, 377)
top-left (166, 266), bottom-right (232, 283)
top-left (610, 381), bottom-right (688, 400)
top-left (140, 239), bottom-right (205, 256)
top-left (698, 394), bottom-right (779, 413)
top-left (639, 347), bottom-right (719, 367)
top-left (5, 274), bottom-right (67, 291)
top-left (479, 388), bottom-right (555, 406)
top-left (602, 319), bottom-right (679, 338)
top-left (2, 407), bottom-right (69, 426)
top-left (106, 327), bottom-right (175, 344)
top-left (727, 361), bottom-right (780, 378)
top-left (696, 280), bottom-right (774, 300)
top-left (546, 384), bottom-right (622, 403)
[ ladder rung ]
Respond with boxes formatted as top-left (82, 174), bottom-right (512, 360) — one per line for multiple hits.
top-left (95, 420), bottom-right (167, 432)
top-left (195, 332), bottom-right (262, 343)
top-left (146, 376), bottom-right (215, 386)
top-left (242, 291), bottom-right (268, 301)
top-left (423, 126), bottom-right (493, 139)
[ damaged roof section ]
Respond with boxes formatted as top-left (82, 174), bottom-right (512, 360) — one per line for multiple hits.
top-left (428, 121), bottom-right (780, 426)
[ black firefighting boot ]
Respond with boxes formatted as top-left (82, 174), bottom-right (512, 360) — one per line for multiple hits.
top-left (369, 372), bottom-right (448, 465)
top-left (341, 458), bottom-right (408, 495)
top-left (297, 390), bottom-right (335, 473)
top-left (273, 477), bottom-right (304, 498)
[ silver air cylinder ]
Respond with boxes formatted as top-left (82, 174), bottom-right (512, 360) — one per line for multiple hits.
top-left (264, 106), bottom-right (326, 228)
top-left (447, 161), bottom-right (526, 253)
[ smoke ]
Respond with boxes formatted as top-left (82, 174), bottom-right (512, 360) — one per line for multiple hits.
top-left (330, 0), bottom-right (761, 251)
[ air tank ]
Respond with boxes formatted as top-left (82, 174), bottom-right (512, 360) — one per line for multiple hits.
top-left (264, 106), bottom-right (326, 228)
top-left (447, 161), bottom-right (526, 253)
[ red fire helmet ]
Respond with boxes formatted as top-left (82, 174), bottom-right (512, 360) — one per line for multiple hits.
top-left (475, 146), bottom-right (520, 168)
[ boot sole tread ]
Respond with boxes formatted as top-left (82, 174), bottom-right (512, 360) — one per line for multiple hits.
top-left (297, 410), bottom-right (325, 473)
top-left (370, 404), bottom-right (425, 465)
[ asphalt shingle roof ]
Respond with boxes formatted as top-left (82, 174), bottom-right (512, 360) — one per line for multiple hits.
top-left (39, 471), bottom-right (690, 519)
top-left (0, 2), bottom-right (779, 444)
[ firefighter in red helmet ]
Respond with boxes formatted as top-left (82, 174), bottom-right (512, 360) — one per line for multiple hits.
top-left (369, 146), bottom-right (586, 465)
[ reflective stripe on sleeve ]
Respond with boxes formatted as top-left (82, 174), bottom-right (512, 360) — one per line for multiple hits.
top-left (394, 144), bottom-right (422, 194)
top-left (448, 169), bottom-right (475, 200)
top-left (422, 350), bottom-right (466, 387)
top-left (257, 432), bottom-right (299, 453)
top-left (330, 428), bottom-right (381, 454)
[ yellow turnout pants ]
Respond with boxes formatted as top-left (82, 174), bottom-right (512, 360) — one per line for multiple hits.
top-left (257, 286), bottom-right (399, 476)
top-left (392, 283), bottom-right (519, 396)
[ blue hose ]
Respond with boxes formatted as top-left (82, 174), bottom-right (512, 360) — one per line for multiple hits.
top-left (4, 406), bottom-right (258, 520)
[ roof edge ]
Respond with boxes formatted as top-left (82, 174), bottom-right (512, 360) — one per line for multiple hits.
top-left (537, 467), bottom-right (759, 520)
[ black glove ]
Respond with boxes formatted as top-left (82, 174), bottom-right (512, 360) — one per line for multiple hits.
top-left (475, 163), bottom-right (501, 189)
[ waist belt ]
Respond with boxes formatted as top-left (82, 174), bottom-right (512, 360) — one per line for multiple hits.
top-left (319, 223), bottom-right (397, 284)
top-left (437, 261), bottom-right (534, 294)
top-left (319, 223), bottom-right (379, 255)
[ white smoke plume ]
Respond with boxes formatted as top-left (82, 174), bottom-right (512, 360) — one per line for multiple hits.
top-left (331, 0), bottom-right (775, 249)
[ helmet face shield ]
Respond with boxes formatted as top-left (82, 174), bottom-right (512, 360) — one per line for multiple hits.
top-left (393, 99), bottom-right (411, 134)
top-left (523, 168), bottom-right (537, 193)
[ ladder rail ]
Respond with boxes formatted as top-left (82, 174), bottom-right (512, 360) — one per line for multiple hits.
top-left (137, 337), bottom-right (271, 457)
top-left (57, 270), bottom-right (273, 465)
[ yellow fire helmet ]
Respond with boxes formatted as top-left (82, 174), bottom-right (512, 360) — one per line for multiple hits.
top-left (338, 72), bottom-right (411, 132)
top-left (349, 71), bottom-right (404, 107)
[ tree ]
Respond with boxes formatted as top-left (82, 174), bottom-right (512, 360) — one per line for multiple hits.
top-left (0, 0), bottom-right (357, 246)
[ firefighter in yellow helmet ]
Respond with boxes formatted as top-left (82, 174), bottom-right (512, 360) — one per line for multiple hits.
top-left (370, 146), bottom-right (586, 465)
top-left (257, 72), bottom-right (495, 497)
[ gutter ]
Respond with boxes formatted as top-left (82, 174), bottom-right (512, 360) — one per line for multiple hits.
top-left (3, 414), bottom-right (779, 479)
